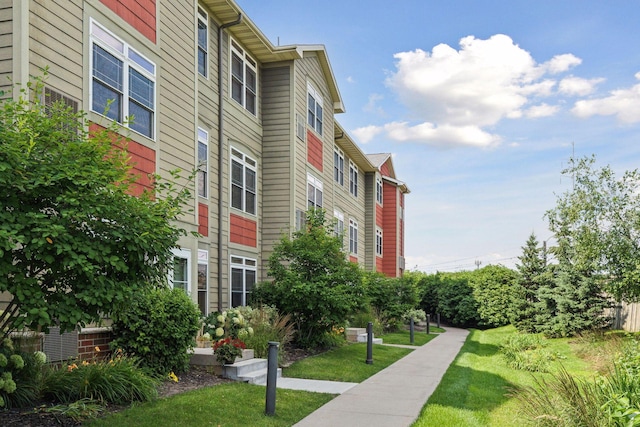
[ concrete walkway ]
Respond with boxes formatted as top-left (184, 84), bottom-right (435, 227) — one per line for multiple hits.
top-left (289, 326), bottom-right (469, 427)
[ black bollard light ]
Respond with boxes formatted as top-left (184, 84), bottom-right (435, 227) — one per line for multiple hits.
top-left (366, 321), bottom-right (373, 365)
top-left (426, 314), bottom-right (430, 335)
top-left (410, 317), bottom-right (414, 345)
top-left (265, 341), bottom-right (279, 416)
top-left (437, 313), bottom-right (441, 328)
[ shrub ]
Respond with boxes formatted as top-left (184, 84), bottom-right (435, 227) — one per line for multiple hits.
top-left (202, 308), bottom-right (253, 340)
top-left (500, 333), bottom-right (558, 373)
top-left (110, 287), bottom-right (201, 375)
top-left (0, 338), bottom-right (46, 408)
top-left (41, 350), bottom-right (159, 404)
top-left (240, 306), bottom-right (295, 361)
top-left (362, 272), bottom-right (419, 331)
top-left (348, 307), bottom-right (384, 336)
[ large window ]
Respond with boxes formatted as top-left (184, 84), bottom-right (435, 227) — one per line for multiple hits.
top-left (198, 128), bottom-right (208, 198)
top-left (307, 83), bottom-right (323, 135)
top-left (231, 148), bottom-right (256, 215)
top-left (307, 174), bottom-right (323, 209)
top-left (349, 219), bottom-right (358, 255)
top-left (349, 160), bottom-right (359, 198)
top-left (197, 7), bottom-right (208, 77)
top-left (231, 256), bottom-right (256, 307)
top-left (197, 250), bottom-right (208, 314)
top-left (90, 20), bottom-right (155, 139)
top-left (334, 209), bottom-right (344, 240)
top-left (334, 147), bottom-right (344, 186)
top-left (230, 40), bottom-right (257, 115)
top-left (376, 176), bottom-right (383, 205)
top-left (170, 248), bottom-right (191, 293)
top-left (376, 228), bottom-right (383, 256)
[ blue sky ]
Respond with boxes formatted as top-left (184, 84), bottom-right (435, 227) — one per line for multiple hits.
top-left (235, 0), bottom-right (640, 272)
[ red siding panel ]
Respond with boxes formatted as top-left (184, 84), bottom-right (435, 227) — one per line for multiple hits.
top-left (198, 203), bottom-right (209, 236)
top-left (307, 130), bottom-right (323, 171)
top-left (230, 214), bottom-right (257, 247)
top-left (100, 0), bottom-right (157, 43)
top-left (381, 182), bottom-right (398, 277)
top-left (349, 255), bottom-right (358, 264)
top-left (376, 203), bottom-right (383, 228)
top-left (380, 160), bottom-right (390, 177)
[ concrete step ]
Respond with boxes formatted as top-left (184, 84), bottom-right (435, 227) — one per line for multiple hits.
top-left (239, 367), bottom-right (282, 385)
top-left (357, 333), bottom-right (383, 344)
top-left (190, 348), bottom-right (254, 366)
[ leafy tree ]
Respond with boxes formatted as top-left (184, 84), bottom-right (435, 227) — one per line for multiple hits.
top-left (362, 272), bottom-right (419, 331)
top-left (252, 209), bottom-right (364, 348)
top-left (546, 155), bottom-right (640, 303)
top-left (0, 78), bottom-right (192, 337)
top-left (470, 265), bottom-right (518, 328)
top-left (436, 272), bottom-right (480, 328)
top-left (417, 272), bottom-right (440, 317)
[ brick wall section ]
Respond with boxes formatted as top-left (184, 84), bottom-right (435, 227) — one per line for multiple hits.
top-left (78, 330), bottom-right (113, 361)
top-left (306, 130), bottom-right (323, 171)
top-left (100, 0), bottom-right (157, 43)
top-left (230, 213), bottom-right (257, 247)
top-left (198, 203), bottom-right (209, 236)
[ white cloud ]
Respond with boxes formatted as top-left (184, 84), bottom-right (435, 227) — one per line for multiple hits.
top-left (373, 34), bottom-right (582, 148)
top-left (525, 103), bottom-right (560, 118)
top-left (363, 93), bottom-right (386, 116)
top-left (352, 125), bottom-right (383, 143)
top-left (572, 72), bottom-right (640, 123)
top-left (559, 76), bottom-right (604, 96)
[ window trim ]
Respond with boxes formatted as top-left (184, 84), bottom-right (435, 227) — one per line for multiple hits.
top-left (349, 218), bottom-right (358, 255)
top-left (307, 83), bottom-right (323, 136)
top-left (198, 127), bottom-right (208, 198)
top-left (230, 38), bottom-right (257, 115)
top-left (349, 160), bottom-right (359, 198)
top-left (230, 147), bottom-right (257, 215)
top-left (90, 19), bottom-right (156, 140)
top-left (230, 255), bottom-right (256, 307)
top-left (376, 176), bottom-right (383, 205)
top-left (197, 7), bottom-right (208, 78)
top-left (376, 228), bottom-right (383, 257)
top-left (334, 147), bottom-right (344, 186)
top-left (197, 249), bottom-right (209, 314)
top-left (307, 173), bottom-right (323, 209)
top-left (169, 248), bottom-right (191, 294)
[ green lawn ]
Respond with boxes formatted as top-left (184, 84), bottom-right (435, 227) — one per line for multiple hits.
top-left (380, 329), bottom-right (443, 346)
top-left (283, 342), bottom-right (414, 382)
top-left (412, 326), bottom-right (593, 427)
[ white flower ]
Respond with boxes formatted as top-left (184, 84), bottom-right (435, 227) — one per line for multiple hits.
top-left (247, 327), bottom-right (254, 335)
top-left (215, 327), bottom-right (224, 337)
top-left (202, 332), bottom-right (211, 340)
top-left (34, 351), bottom-right (47, 364)
top-left (217, 315), bottom-right (224, 323)
top-left (232, 317), bottom-right (240, 324)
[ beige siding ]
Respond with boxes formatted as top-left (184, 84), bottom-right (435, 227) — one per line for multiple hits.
top-left (262, 64), bottom-right (292, 272)
top-left (0, 0), bottom-right (11, 94)
top-left (30, 0), bottom-right (83, 101)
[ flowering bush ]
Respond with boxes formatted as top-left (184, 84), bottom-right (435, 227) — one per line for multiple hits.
top-left (403, 308), bottom-right (427, 323)
top-left (212, 338), bottom-right (246, 365)
top-left (203, 308), bottom-right (254, 340)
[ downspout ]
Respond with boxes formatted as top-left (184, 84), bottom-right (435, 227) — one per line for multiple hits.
top-left (217, 13), bottom-right (243, 311)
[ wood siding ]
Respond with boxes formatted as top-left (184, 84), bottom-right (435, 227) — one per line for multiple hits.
top-left (307, 129), bottom-right (323, 171)
top-left (382, 182), bottom-right (399, 276)
top-left (230, 213), bottom-right (257, 247)
top-left (0, 0), bottom-right (11, 95)
top-left (198, 203), bottom-right (209, 236)
top-left (99, 0), bottom-right (156, 43)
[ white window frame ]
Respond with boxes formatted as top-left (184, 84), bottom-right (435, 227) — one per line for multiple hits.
top-left (197, 250), bottom-right (209, 314)
top-left (307, 83), bottom-right (323, 136)
top-left (376, 176), bottom-right (383, 205)
top-left (198, 128), bottom-right (208, 198)
top-left (376, 228), bottom-right (383, 257)
top-left (230, 255), bottom-right (256, 307)
top-left (169, 248), bottom-right (191, 294)
top-left (90, 19), bottom-right (156, 139)
top-left (230, 39), bottom-right (257, 115)
top-left (231, 147), bottom-right (257, 215)
top-left (334, 209), bottom-right (344, 238)
top-left (197, 7), bottom-right (208, 78)
top-left (307, 174), bottom-right (323, 209)
top-left (349, 160), bottom-right (359, 198)
top-left (334, 147), bottom-right (344, 186)
top-left (349, 219), bottom-right (358, 255)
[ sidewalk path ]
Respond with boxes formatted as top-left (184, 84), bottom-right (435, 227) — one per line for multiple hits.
top-left (292, 327), bottom-right (469, 427)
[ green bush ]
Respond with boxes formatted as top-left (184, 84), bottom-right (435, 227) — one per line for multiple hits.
top-left (362, 272), bottom-right (419, 331)
top-left (348, 307), bottom-right (384, 336)
top-left (41, 351), bottom-right (159, 405)
top-left (0, 338), bottom-right (45, 408)
top-left (436, 274), bottom-right (480, 327)
top-left (239, 306), bottom-right (295, 362)
top-left (500, 333), bottom-right (557, 373)
top-left (110, 287), bottom-right (201, 375)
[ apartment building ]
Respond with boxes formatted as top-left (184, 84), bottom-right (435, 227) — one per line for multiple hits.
top-left (0, 0), bottom-right (409, 326)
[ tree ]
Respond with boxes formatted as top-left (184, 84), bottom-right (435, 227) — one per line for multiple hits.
top-left (546, 155), bottom-right (640, 303)
top-left (0, 78), bottom-right (192, 337)
top-left (252, 209), bottom-right (364, 348)
top-left (470, 265), bottom-right (518, 328)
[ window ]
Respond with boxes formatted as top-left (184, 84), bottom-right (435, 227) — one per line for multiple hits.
top-left (334, 209), bottom-right (344, 238)
top-left (307, 83), bottom-right (323, 135)
top-left (231, 256), bottom-right (256, 307)
top-left (376, 176), bottom-right (383, 205)
top-left (349, 160), bottom-right (358, 198)
top-left (334, 147), bottom-right (344, 186)
top-left (90, 20), bottom-right (155, 138)
top-left (197, 7), bottom-right (208, 77)
top-left (295, 209), bottom-right (306, 231)
top-left (198, 128), bottom-right (208, 198)
top-left (231, 148), bottom-right (257, 215)
top-left (170, 248), bottom-right (191, 293)
top-left (349, 219), bottom-right (358, 255)
top-left (307, 174), bottom-right (323, 209)
top-left (197, 250), bottom-right (208, 314)
top-left (376, 228), bottom-right (383, 256)
top-left (230, 39), bottom-right (257, 115)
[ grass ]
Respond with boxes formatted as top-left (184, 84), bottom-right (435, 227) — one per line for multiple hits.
top-left (411, 326), bottom-right (595, 427)
top-left (84, 382), bottom-right (333, 427)
top-left (381, 329), bottom-right (443, 346)
top-left (284, 342), bottom-right (414, 382)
